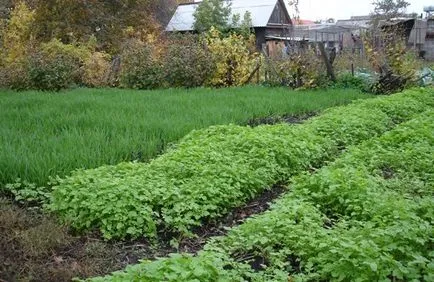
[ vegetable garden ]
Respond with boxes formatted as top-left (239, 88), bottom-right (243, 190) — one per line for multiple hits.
top-left (0, 86), bottom-right (364, 187)
top-left (84, 88), bottom-right (433, 281)
top-left (1, 87), bottom-right (433, 281)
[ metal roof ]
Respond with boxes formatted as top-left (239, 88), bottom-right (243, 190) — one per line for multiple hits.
top-left (166, 0), bottom-right (280, 32)
top-left (336, 19), bottom-right (371, 29)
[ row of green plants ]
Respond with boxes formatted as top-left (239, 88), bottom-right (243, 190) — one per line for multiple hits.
top-left (87, 106), bottom-right (434, 281)
top-left (46, 89), bottom-right (433, 240)
top-left (0, 87), bottom-right (366, 188)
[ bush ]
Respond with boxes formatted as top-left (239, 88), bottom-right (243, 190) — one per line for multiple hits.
top-left (82, 52), bottom-right (111, 88)
top-left (265, 48), bottom-right (326, 89)
top-left (0, 1), bottom-right (34, 90)
top-left (205, 28), bottom-right (260, 87)
top-left (27, 51), bottom-right (79, 91)
top-left (364, 29), bottom-right (419, 94)
top-left (164, 35), bottom-right (215, 88)
top-left (119, 39), bottom-right (164, 90)
top-left (334, 73), bottom-right (369, 91)
top-left (0, 61), bottom-right (31, 90)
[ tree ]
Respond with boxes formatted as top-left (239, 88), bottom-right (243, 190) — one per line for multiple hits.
top-left (372, 0), bottom-right (410, 20)
top-left (193, 0), bottom-right (231, 33)
top-left (1, 1), bottom-right (35, 63)
top-left (30, 0), bottom-right (163, 53)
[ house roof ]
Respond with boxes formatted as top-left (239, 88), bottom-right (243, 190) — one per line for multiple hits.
top-left (166, 0), bottom-right (286, 32)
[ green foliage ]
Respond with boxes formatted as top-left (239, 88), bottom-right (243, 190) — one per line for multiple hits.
top-left (27, 51), bottom-right (79, 91)
top-left (232, 11), bottom-right (253, 39)
top-left (49, 124), bottom-right (328, 239)
top-left (119, 40), bottom-right (164, 90)
top-left (48, 89), bottom-right (432, 240)
top-left (95, 98), bottom-right (434, 281)
top-left (334, 73), bottom-right (369, 91)
top-left (3, 180), bottom-right (51, 206)
top-left (164, 34), bottom-right (215, 88)
top-left (193, 0), bottom-right (232, 33)
top-left (0, 87), bottom-right (366, 188)
top-left (192, 0), bottom-right (253, 36)
top-left (1, 33), bottom-right (108, 91)
top-left (89, 253), bottom-right (242, 282)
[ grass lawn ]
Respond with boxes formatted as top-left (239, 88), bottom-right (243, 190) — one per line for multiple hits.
top-left (0, 86), bottom-right (370, 186)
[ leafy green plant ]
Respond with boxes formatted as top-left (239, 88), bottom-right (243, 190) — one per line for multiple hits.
top-left (96, 108), bottom-right (434, 282)
top-left (119, 40), bottom-right (164, 90)
top-left (3, 179), bottom-right (51, 206)
top-left (49, 88), bottom-right (433, 240)
top-left (334, 73), bottom-right (369, 91)
top-left (27, 51), bottom-right (79, 91)
top-left (163, 34), bottom-right (215, 88)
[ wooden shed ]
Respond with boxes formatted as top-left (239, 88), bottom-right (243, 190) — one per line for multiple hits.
top-left (165, 0), bottom-right (292, 53)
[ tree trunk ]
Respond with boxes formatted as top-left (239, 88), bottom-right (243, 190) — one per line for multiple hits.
top-left (318, 42), bottom-right (336, 82)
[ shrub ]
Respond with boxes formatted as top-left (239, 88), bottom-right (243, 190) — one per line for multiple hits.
top-left (164, 35), bottom-right (215, 88)
top-left (334, 72), bottom-right (369, 91)
top-left (0, 1), bottom-right (35, 65)
top-left (0, 1), bottom-right (35, 90)
top-left (205, 28), bottom-right (260, 87)
top-left (265, 48), bottom-right (326, 89)
top-left (364, 29), bottom-right (419, 94)
top-left (0, 60), bottom-right (31, 90)
top-left (119, 39), bottom-right (164, 90)
top-left (27, 50), bottom-right (79, 91)
top-left (40, 38), bottom-right (94, 64)
top-left (82, 52), bottom-right (111, 88)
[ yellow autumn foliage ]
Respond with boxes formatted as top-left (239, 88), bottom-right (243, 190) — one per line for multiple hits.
top-left (1, 1), bottom-right (35, 65)
top-left (82, 52), bottom-right (111, 88)
top-left (205, 27), bottom-right (261, 87)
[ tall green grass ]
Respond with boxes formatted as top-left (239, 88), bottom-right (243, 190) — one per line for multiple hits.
top-left (0, 86), bottom-right (369, 186)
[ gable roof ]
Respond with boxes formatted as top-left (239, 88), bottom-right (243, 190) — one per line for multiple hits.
top-left (166, 0), bottom-right (288, 32)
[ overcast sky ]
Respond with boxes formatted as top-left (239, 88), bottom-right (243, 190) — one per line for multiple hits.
top-left (292, 0), bottom-right (433, 21)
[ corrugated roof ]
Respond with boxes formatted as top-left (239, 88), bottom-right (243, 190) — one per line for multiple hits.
top-left (166, 0), bottom-right (280, 31)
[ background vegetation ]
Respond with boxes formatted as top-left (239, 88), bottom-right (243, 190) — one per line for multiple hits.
top-left (0, 0), bottom-right (424, 93)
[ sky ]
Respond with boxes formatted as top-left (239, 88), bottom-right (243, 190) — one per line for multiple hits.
top-left (291, 0), bottom-right (433, 21)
